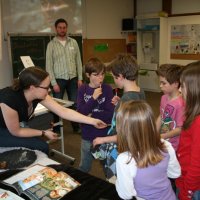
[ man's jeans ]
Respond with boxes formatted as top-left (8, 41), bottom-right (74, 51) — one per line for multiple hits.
top-left (53, 77), bottom-right (79, 131)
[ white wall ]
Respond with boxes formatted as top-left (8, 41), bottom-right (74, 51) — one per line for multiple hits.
top-left (0, 0), bottom-right (133, 88)
top-left (0, 1), bottom-right (12, 88)
top-left (137, 0), bottom-right (200, 15)
top-left (172, 0), bottom-right (200, 14)
top-left (83, 0), bottom-right (133, 38)
top-left (137, 0), bottom-right (162, 15)
top-left (137, 0), bottom-right (200, 66)
top-left (1, 0), bottom-right (200, 87)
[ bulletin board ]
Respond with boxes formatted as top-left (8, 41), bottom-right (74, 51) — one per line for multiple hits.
top-left (170, 24), bottom-right (200, 60)
top-left (82, 39), bottom-right (126, 64)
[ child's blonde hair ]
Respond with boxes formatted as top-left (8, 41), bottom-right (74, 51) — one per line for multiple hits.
top-left (116, 100), bottom-right (166, 168)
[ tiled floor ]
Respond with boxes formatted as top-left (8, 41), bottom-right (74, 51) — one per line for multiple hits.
top-left (50, 91), bottom-right (162, 180)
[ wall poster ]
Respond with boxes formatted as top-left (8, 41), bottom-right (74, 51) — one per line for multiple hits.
top-left (171, 24), bottom-right (200, 60)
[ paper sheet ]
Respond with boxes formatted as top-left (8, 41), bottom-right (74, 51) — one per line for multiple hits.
top-left (20, 56), bottom-right (34, 68)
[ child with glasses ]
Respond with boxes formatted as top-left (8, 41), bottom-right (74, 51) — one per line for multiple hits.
top-left (77, 57), bottom-right (114, 173)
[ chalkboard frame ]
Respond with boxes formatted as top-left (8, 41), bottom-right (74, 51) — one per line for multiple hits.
top-left (8, 33), bottom-right (83, 78)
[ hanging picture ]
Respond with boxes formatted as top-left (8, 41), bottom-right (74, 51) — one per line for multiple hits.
top-left (171, 24), bottom-right (200, 60)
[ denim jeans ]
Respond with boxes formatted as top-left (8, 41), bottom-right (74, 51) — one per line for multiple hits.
top-left (193, 190), bottom-right (200, 200)
top-left (79, 139), bottom-right (107, 175)
top-left (79, 139), bottom-right (93, 173)
top-left (176, 188), bottom-right (200, 200)
top-left (0, 128), bottom-right (49, 155)
top-left (53, 77), bottom-right (78, 103)
top-left (52, 77), bottom-right (79, 131)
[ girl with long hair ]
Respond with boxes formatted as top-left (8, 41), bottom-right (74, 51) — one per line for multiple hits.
top-left (115, 100), bottom-right (180, 200)
top-left (176, 61), bottom-right (200, 200)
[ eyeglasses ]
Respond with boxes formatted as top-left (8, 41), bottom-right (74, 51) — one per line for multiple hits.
top-left (36, 85), bottom-right (50, 90)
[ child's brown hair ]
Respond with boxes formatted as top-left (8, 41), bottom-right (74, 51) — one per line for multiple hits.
top-left (156, 64), bottom-right (182, 87)
top-left (107, 53), bottom-right (138, 81)
top-left (84, 57), bottom-right (105, 75)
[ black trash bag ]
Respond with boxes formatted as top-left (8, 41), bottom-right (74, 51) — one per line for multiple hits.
top-left (0, 148), bottom-right (37, 170)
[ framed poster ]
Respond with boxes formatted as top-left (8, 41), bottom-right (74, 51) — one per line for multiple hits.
top-left (171, 24), bottom-right (200, 60)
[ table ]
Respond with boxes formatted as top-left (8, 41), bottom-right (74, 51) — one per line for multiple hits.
top-left (0, 164), bottom-right (123, 200)
top-left (33, 98), bottom-right (75, 164)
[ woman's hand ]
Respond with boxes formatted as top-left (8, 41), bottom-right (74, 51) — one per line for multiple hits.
top-left (92, 118), bottom-right (107, 129)
top-left (43, 130), bottom-right (58, 141)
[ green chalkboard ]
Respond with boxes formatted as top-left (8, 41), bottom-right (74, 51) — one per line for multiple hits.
top-left (8, 33), bottom-right (82, 78)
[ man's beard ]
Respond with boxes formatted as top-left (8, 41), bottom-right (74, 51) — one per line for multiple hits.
top-left (57, 32), bottom-right (66, 37)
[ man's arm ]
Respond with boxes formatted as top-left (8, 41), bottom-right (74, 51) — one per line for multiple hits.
top-left (46, 42), bottom-right (56, 86)
top-left (74, 41), bottom-right (83, 81)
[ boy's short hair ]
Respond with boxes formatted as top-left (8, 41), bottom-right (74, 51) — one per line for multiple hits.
top-left (107, 53), bottom-right (138, 81)
top-left (84, 57), bottom-right (105, 75)
top-left (156, 64), bottom-right (182, 86)
top-left (55, 18), bottom-right (68, 27)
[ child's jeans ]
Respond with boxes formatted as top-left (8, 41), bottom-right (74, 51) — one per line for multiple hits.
top-left (79, 139), bottom-right (93, 173)
top-left (79, 139), bottom-right (105, 174)
top-left (176, 188), bottom-right (200, 200)
top-left (193, 190), bottom-right (200, 200)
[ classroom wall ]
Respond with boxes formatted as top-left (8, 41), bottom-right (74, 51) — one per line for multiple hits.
top-left (172, 0), bottom-right (200, 14)
top-left (0, 0), bottom-right (133, 88)
top-left (1, 0), bottom-right (200, 88)
top-left (137, 0), bottom-right (200, 66)
top-left (170, 0), bottom-right (200, 65)
top-left (0, 1), bottom-right (12, 88)
top-left (83, 0), bottom-right (133, 39)
top-left (137, 0), bottom-right (200, 15)
top-left (166, 15), bottom-right (200, 65)
top-left (137, 0), bottom-right (162, 15)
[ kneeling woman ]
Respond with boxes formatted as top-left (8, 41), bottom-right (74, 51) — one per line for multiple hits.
top-left (0, 67), bottom-right (106, 154)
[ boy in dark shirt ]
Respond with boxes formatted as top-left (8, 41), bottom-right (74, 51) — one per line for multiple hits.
top-left (77, 57), bottom-right (114, 173)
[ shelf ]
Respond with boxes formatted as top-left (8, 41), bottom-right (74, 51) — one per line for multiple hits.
top-left (121, 30), bottom-right (137, 34)
top-left (127, 43), bottom-right (136, 56)
top-left (137, 29), bottom-right (159, 32)
top-left (127, 42), bottom-right (137, 44)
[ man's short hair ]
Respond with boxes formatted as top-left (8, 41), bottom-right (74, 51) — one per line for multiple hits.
top-left (55, 18), bottom-right (68, 27)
